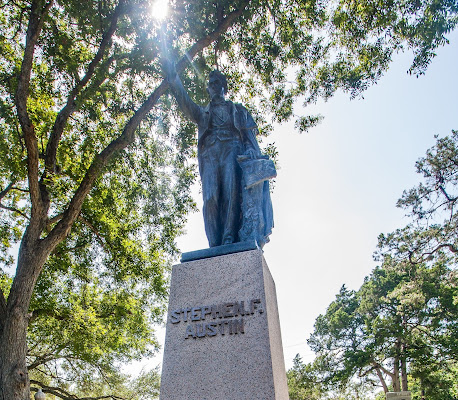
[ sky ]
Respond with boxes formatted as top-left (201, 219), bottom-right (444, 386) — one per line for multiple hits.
top-left (170, 29), bottom-right (458, 370)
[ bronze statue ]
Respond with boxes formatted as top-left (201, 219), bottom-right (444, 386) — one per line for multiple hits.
top-left (166, 66), bottom-right (275, 248)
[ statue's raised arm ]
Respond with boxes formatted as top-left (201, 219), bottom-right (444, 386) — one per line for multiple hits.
top-left (164, 61), bottom-right (203, 125)
top-left (165, 66), bottom-right (275, 249)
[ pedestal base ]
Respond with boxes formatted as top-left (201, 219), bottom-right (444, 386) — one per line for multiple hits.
top-left (160, 249), bottom-right (289, 400)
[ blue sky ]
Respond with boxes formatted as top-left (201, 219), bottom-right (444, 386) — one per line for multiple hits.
top-left (175, 28), bottom-right (458, 368)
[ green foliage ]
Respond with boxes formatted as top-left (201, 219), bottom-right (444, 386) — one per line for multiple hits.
top-left (288, 355), bottom-right (323, 400)
top-left (127, 367), bottom-right (161, 400)
top-left (287, 354), bottom-right (378, 400)
top-left (374, 131), bottom-right (458, 398)
top-left (30, 366), bottom-right (161, 400)
top-left (409, 361), bottom-right (458, 400)
top-left (305, 259), bottom-right (457, 398)
top-left (162, 0), bottom-right (458, 132)
top-left (378, 131), bottom-right (458, 267)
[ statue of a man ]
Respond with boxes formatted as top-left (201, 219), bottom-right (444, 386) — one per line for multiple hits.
top-left (166, 66), bottom-right (274, 248)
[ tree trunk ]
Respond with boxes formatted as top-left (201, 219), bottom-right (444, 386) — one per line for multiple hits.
top-left (374, 366), bottom-right (389, 393)
top-left (0, 307), bottom-right (30, 400)
top-left (400, 319), bottom-right (408, 392)
top-left (393, 354), bottom-right (401, 392)
top-left (0, 233), bottom-right (49, 400)
top-left (400, 352), bottom-right (408, 391)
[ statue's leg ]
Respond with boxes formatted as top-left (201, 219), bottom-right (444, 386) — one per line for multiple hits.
top-left (220, 140), bottom-right (242, 245)
top-left (200, 147), bottom-right (222, 247)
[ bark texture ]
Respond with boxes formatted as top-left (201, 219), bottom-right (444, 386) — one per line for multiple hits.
top-left (0, 242), bottom-right (49, 400)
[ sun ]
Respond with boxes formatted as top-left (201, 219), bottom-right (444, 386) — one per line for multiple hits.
top-left (151, 0), bottom-right (169, 22)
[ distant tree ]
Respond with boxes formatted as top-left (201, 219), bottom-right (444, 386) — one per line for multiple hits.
top-left (287, 354), bottom-right (377, 400)
top-left (306, 260), bottom-right (457, 398)
top-left (287, 355), bottom-right (323, 400)
top-left (1, 1), bottom-right (457, 399)
top-left (374, 131), bottom-right (458, 399)
top-left (378, 131), bottom-right (458, 266)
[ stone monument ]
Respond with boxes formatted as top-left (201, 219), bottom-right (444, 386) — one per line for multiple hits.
top-left (160, 68), bottom-right (287, 399)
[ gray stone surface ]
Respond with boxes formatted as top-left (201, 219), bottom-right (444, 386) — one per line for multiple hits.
top-left (160, 249), bottom-right (289, 400)
top-left (386, 392), bottom-right (412, 400)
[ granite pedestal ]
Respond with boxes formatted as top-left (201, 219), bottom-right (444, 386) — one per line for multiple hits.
top-left (160, 248), bottom-right (289, 400)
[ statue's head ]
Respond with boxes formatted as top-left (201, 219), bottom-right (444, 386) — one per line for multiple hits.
top-left (207, 70), bottom-right (228, 99)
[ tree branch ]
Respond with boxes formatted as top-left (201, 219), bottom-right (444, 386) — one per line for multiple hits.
top-left (424, 243), bottom-right (458, 257)
top-left (47, 212), bottom-right (64, 226)
top-left (408, 242), bottom-right (458, 264)
top-left (0, 203), bottom-right (30, 220)
top-left (28, 308), bottom-right (67, 324)
top-left (44, 0), bottom-right (126, 175)
top-left (41, 0), bottom-right (250, 252)
top-left (373, 365), bottom-right (389, 393)
top-left (27, 342), bottom-right (71, 371)
top-left (438, 184), bottom-right (456, 203)
top-left (30, 379), bottom-right (125, 400)
top-left (15, 0), bottom-right (53, 218)
top-left (371, 361), bottom-right (395, 380)
top-left (11, 186), bottom-right (29, 194)
top-left (0, 181), bottom-right (15, 200)
top-left (78, 215), bottom-right (107, 250)
top-left (174, 0), bottom-right (250, 73)
top-left (28, 352), bottom-right (62, 371)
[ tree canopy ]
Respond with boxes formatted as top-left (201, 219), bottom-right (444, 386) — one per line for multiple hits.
top-left (0, 0), bottom-right (457, 399)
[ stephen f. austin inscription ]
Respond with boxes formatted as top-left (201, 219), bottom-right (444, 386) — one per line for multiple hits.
top-left (169, 299), bottom-right (264, 339)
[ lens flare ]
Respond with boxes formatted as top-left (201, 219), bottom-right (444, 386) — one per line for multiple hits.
top-left (151, 0), bottom-right (168, 21)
